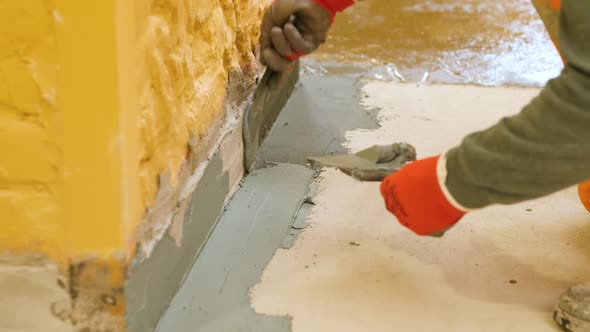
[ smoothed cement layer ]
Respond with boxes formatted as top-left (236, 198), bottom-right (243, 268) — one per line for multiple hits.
top-left (126, 152), bottom-right (229, 332)
top-left (256, 75), bottom-right (379, 167)
top-left (156, 163), bottom-right (315, 332)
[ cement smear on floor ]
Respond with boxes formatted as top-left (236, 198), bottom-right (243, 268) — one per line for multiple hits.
top-left (256, 75), bottom-right (379, 167)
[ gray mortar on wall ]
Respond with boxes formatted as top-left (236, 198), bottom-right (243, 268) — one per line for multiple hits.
top-left (126, 152), bottom-right (230, 332)
top-left (156, 163), bottom-right (315, 332)
top-left (255, 75), bottom-right (380, 167)
top-left (124, 64), bottom-right (300, 332)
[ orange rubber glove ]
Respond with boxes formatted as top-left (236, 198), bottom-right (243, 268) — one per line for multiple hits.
top-left (578, 180), bottom-right (590, 213)
top-left (380, 155), bottom-right (467, 236)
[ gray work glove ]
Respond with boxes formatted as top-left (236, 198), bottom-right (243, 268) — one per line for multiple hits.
top-left (308, 143), bottom-right (417, 181)
top-left (260, 0), bottom-right (333, 72)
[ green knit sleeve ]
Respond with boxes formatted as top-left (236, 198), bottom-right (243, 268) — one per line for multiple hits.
top-left (444, 0), bottom-right (590, 209)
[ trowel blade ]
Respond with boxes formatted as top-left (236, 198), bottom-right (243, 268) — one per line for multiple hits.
top-left (242, 69), bottom-right (273, 170)
top-left (242, 63), bottom-right (300, 171)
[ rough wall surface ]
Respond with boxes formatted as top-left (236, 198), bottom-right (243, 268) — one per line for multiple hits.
top-left (136, 0), bottom-right (269, 209)
top-left (0, 0), bottom-right (271, 261)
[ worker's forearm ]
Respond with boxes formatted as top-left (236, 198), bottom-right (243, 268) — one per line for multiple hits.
top-left (446, 66), bottom-right (590, 208)
top-left (444, 0), bottom-right (590, 209)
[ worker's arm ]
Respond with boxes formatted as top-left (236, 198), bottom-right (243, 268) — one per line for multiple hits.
top-left (445, 0), bottom-right (590, 208)
top-left (381, 0), bottom-right (590, 235)
top-left (260, 0), bottom-right (354, 71)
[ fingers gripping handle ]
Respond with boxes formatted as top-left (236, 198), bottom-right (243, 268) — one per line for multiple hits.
top-left (285, 0), bottom-right (354, 61)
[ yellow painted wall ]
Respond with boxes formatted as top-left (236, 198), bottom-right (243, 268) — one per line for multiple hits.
top-left (0, 0), bottom-right (268, 263)
top-left (136, 0), bottom-right (269, 209)
top-left (0, 0), bottom-right (65, 260)
top-left (0, 0), bottom-right (143, 262)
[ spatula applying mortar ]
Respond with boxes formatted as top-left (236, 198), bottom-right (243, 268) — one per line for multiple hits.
top-left (308, 143), bottom-right (417, 181)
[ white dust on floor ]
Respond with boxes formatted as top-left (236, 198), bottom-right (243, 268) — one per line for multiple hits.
top-left (250, 81), bottom-right (590, 332)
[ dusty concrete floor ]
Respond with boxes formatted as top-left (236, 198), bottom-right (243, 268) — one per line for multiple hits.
top-left (250, 82), bottom-right (590, 332)
top-left (156, 1), bottom-right (590, 331)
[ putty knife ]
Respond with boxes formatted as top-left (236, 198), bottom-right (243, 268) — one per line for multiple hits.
top-left (243, 63), bottom-right (299, 171)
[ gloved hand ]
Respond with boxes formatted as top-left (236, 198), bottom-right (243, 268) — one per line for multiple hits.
top-left (579, 180), bottom-right (590, 213)
top-left (260, 0), bottom-right (354, 72)
top-left (380, 155), bottom-right (469, 237)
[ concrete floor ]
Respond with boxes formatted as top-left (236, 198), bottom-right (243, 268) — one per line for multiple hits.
top-left (250, 81), bottom-right (590, 332)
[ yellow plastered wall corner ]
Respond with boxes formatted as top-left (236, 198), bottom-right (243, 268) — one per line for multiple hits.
top-left (0, 0), bottom-right (271, 261)
top-left (57, 0), bottom-right (143, 259)
top-left (0, 0), bottom-right (271, 260)
top-left (1, 0), bottom-right (270, 330)
top-left (1, 1), bottom-right (142, 330)
top-left (0, 0), bottom-right (142, 261)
